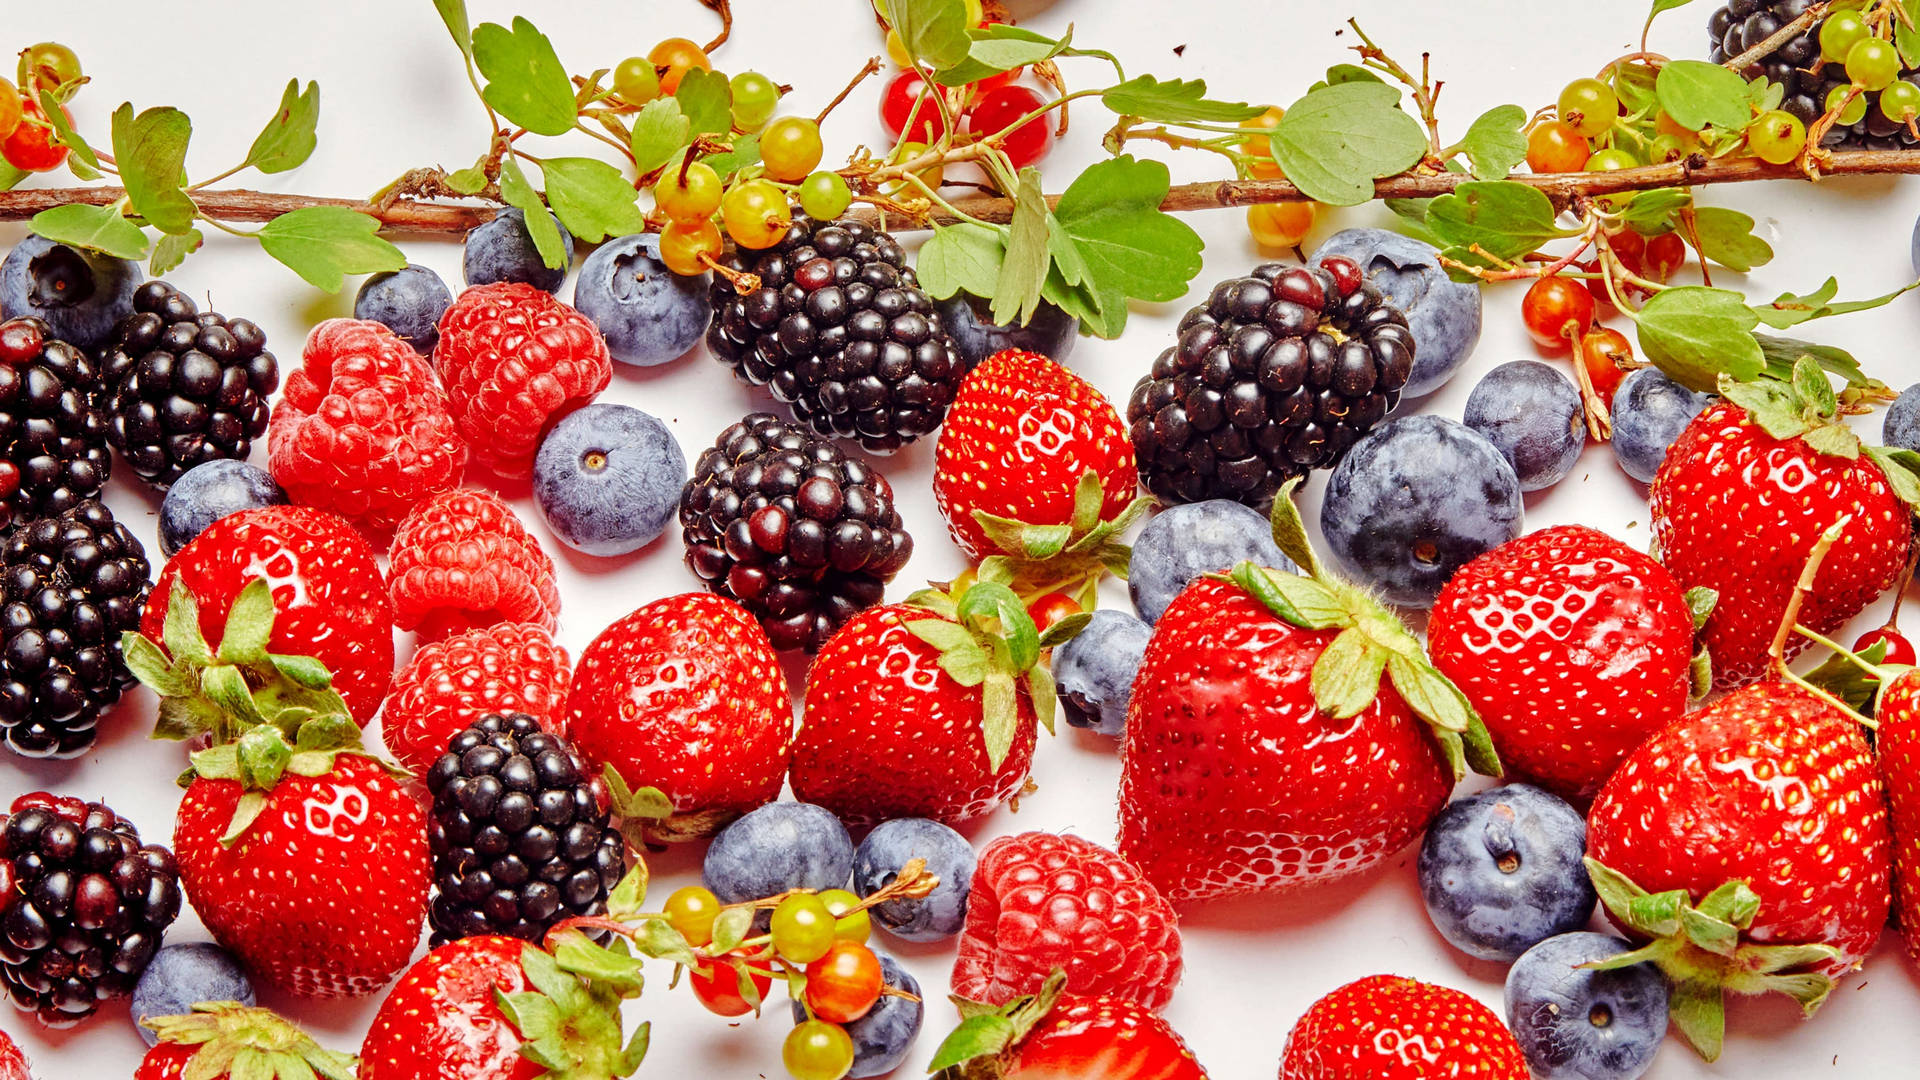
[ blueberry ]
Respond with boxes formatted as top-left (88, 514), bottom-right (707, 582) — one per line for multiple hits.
top-left (791, 953), bottom-right (923, 1077)
top-left (571, 233), bottom-right (712, 367)
top-left (1320, 415), bottom-right (1522, 607)
top-left (703, 802), bottom-right (854, 905)
top-left (354, 264), bottom-right (453, 353)
top-left (159, 460), bottom-right (289, 557)
top-left (1885, 383), bottom-right (1920, 453)
top-left (0, 235), bottom-right (142, 352)
top-left (1311, 228), bottom-right (1482, 397)
top-left (131, 942), bottom-right (255, 1045)
top-left (464, 207), bottom-right (574, 293)
top-left (1417, 784), bottom-right (1596, 962)
top-left (1129, 500), bottom-right (1296, 625)
top-left (1506, 933), bottom-right (1669, 1080)
top-left (851, 818), bottom-right (975, 942)
top-left (1610, 367), bottom-right (1712, 484)
top-left (934, 291), bottom-right (1078, 368)
top-left (1052, 610), bottom-right (1151, 737)
top-left (534, 404), bottom-right (687, 557)
top-left (1463, 360), bottom-right (1584, 492)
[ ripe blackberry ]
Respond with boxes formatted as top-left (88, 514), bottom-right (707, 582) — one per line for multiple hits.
top-left (0, 792), bottom-right (182, 1027)
top-left (1708, 0), bottom-right (1920, 149)
top-left (0, 317), bottom-right (110, 531)
top-left (0, 499), bottom-right (151, 759)
top-left (680, 413), bottom-right (913, 652)
top-left (1128, 257), bottom-right (1415, 510)
top-left (98, 282), bottom-right (279, 489)
top-left (425, 712), bottom-right (625, 946)
top-left (706, 214), bottom-right (967, 454)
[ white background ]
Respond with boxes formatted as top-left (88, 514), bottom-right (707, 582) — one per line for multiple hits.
top-left (5, 1), bottom-right (1920, 1076)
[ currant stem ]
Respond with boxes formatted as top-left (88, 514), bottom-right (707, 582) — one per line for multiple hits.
top-left (817, 56), bottom-right (883, 126)
top-left (1726, 2), bottom-right (1830, 73)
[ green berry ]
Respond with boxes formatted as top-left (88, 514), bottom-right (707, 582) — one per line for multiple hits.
top-left (613, 56), bottom-right (661, 105)
top-left (1747, 109), bottom-right (1806, 165)
top-left (1846, 37), bottom-right (1901, 93)
top-left (1827, 84), bottom-right (1869, 126)
top-left (771, 894), bottom-right (836, 964)
top-left (1557, 78), bottom-right (1618, 139)
top-left (1881, 80), bottom-right (1920, 125)
top-left (1584, 147), bottom-right (1638, 172)
top-left (1820, 11), bottom-right (1871, 66)
top-left (783, 1020), bottom-right (854, 1080)
top-left (817, 888), bottom-right (871, 944)
top-left (731, 71), bottom-right (780, 130)
top-left (798, 171), bottom-right (853, 220)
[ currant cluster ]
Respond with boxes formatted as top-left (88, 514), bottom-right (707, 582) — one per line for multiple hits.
top-left (0, 44), bottom-right (83, 174)
top-left (1709, 0), bottom-right (1920, 150)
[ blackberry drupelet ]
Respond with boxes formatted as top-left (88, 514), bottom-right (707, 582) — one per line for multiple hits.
top-left (0, 792), bottom-right (182, 1027)
top-left (706, 214), bottom-right (967, 454)
top-left (99, 282), bottom-right (279, 489)
top-left (1128, 256), bottom-right (1415, 510)
top-left (1708, 0), bottom-right (1920, 148)
top-left (680, 413), bottom-right (913, 652)
top-left (0, 317), bottom-right (110, 532)
top-left (425, 712), bottom-right (625, 946)
top-left (0, 499), bottom-right (151, 760)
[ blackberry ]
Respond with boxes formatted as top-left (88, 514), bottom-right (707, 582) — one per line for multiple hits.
top-left (0, 792), bottom-right (182, 1027)
top-left (0, 317), bottom-right (111, 531)
top-left (706, 214), bottom-right (967, 454)
top-left (98, 282), bottom-right (279, 489)
top-left (0, 499), bottom-right (151, 759)
top-left (425, 713), bottom-right (625, 946)
top-left (680, 413), bottom-right (913, 652)
top-left (1127, 257), bottom-right (1415, 510)
top-left (1708, 0), bottom-right (1920, 149)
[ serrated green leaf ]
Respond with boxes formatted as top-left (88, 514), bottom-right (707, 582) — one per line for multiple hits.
top-left (935, 23), bottom-right (1071, 88)
top-left (1690, 206), bottom-right (1772, 272)
top-left (891, 0), bottom-right (972, 70)
top-left (497, 156), bottom-right (566, 270)
top-left (1656, 59), bottom-right (1753, 132)
top-left (244, 80), bottom-right (320, 174)
top-left (551, 931), bottom-right (646, 996)
top-left (1460, 104), bottom-right (1528, 180)
top-left (1050, 155), bottom-right (1203, 335)
top-left (472, 17), bottom-right (577, 136)
top-left (632, 918), bottom-right (698, 966)
top-left (700, 134), bottom-right (760, 178)
top-left (30, 204), bottom-right (150, 261)
top-left (1425, 180), bottom-right (1571, 262)
top-left (1634, 286), bottom-right (1763, 392)
top-left (1099, 74), bottom-right (1265, 124)
top-left (675, 68), bottom-right (733, 136)
top-left (1754, 334), bottom-right (1879, 391)
top-left (444, 166), bottom-right (488, 195)
top-left (630, 99), bottom-right (691, 174)
top-left (257, 206), bottom-right (406, 292)
top-left (149, 228), bottom-right (203, 275)
top-left (542, 157), bottom-right (646, 243)
top-left (1271, 81), bottom-right (1426, 206)
top-left (991, 168), bottom-right (1049, 326)
top-left (916, 223), bottom-right (1005, 301)
top-left (112, 104), bottom-right (196, 236)
top-left (433, 0), bottom-right (474, 59)
top-left (1753, 276), bottom-right (1917, 329)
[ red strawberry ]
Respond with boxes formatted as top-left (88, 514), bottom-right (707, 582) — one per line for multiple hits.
top-left (1278, 975), bottom-right (1527, 1079)
top-left (143, 505), bottom-right (395, 724)
top-left (929, 974), bottom-right (1207, 1080)
top-left (951, 832), bottom-right (1182, 1012)
top-left (1428, 524), bottom-right (1696, 799)
top-left (388, 488), bottom-right (561, 643)
top-left (135, 1005), bottom-right (353, 1080)
top-left (1877, 667), bottom-right (1920, 975)
top-left (791, 572), bottom-right (1063, 825)
top-left (0, 1028), bottom-right (30, 1080)
top-left (1651, 383), bottom-right (1913, 689)
top-left (381, 622), bottom-right (573, 775)
top-left (565, 593), bottom-right (790, 840)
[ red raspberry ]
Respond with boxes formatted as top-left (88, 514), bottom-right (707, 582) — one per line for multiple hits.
top-left (388, 488), bottom-right (560, 643)
top-left (434, 282), bottom-right (613, 478)
top-left (380, 622), bottom-right (573, 774)
top-left (268, 319), bottom-right (468, 541)
top-left (951, 831), bottom-right (1182, 1012)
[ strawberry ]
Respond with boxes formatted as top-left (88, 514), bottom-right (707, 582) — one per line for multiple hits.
top-left (143, 505), bottom-right (395, 727)
top-left (1119, 481), bottom-right (1497, 903)
top-left (1877, 667), bottom-right (1920, 976)
top-left (791, 568), bottom-right (1069, 825)
top-left (135, 1004), bottom-right (354, 1080)
top-left (929, 973), bottom-right (1208, 1080)
top-left (1278, 975), bottom-right (1528, 1079)
top-left (0, 1028), bottom-right (29, 1080)
top-left (564, 593), bottom-right (791, 841)
top-left (1650, 367), bottom-right (1916, 689)
top-left (1428, 524), bottom-right (1698, 799)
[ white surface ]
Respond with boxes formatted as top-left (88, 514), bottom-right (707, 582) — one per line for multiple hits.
top-left (6, 1), bottom-right (1920, 1076)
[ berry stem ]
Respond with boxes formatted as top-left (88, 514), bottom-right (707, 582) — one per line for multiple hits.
top-left (1725, 2), bottom-right (1832, 74)
top-left (698, 253), bottom-right (760, 294)
top-left (698, 0), bottom-right (734, 55)
top-left (816, 56), bottom-right (883, 126)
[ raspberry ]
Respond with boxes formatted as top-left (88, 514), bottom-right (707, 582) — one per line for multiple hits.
top-left (388, 489), bottom-right (560, 643)
top-left (434, 282), bottom-right (613, 478)
top-left (381, 622), bottom-right (573, 775)
top-left (267, 319), bottom-right (468, 541)
top-left (950, 831), bottom-right (1182, 1012)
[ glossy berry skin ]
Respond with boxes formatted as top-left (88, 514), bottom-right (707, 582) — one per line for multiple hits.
top-left (131, 944), bottom-right (255, 1046)
top-left (433, 282), bottom-right (613, 478)
top-left (157, 460), bottom-right (287, 558)
top-left (1587, 681), bottom-right (1891, 979)
top-left (1883, 381), bottom-right (1920, 451)
top-left (934, 349), bottom-right (1137, 561)
top-left (1526, 120), bottom-right (1591, 173)
top-left (967, 85), bottom-right (1052, 169)
top-left (1463, 360), bottom-right (1584, 492)
top-left (851, 817), bottom-right (976, 943)
top-left (1128, 500), bottom-right (1292, 625)
top-left (794, 603), bottom-right (1038, 825)
top-left (935, 293), bottom-right (1078, 369)
top-left (1876, 670), bottom-right (1920, 975)
top-left (464, 208), bottom-right (573, 294)
top-left (1120, 578), bottom-right (1452, 903)
top-left (1005, 994), bottom-right (1209, 1080)
top-left (175, 755), bottom-right (430, 999)
top-left (790, 953), bottom-right (923, 1079)
top-left (534, 404), bottom-right (687, 557)
top-left (1311, 228), bottom-right (1483, 398)
top-left (1417, 785), bottom-right (1597, 962)
top-left (880, 69), bottom-right (947, 143)
top-left (1280, 975), bottom-right (1528, 1080)
top-left (0, 99), bottom-right (66, 173)
top-left (702, 802), bottom-right (853, 906)
top-left (1609, 367), bottom-right (1711, 484)
top-left (0, 235), bottom-right (140, 353)
top-left (1505, 933), bottom-right (1668, 1080)
top-left (387, 489), bottom-right (560, 643)
top-left (0, 316), bottom-right (112, 536)
top-left (565, 593), bottom-right (790, 834)
top-left (1052, 609), bottom-right (1151, 737)
top-left (144, 505), bottom-right (394, 725)
top-left (355, 265), bottom-right (453, 354)
top-left (1520, 276), bottom-right (1595, 350)
top-left (1857, 626), bottom-right (1917, 666)
top-left (952, 832), bottom-right (1182, 1012)
top-left (688, 950), bottom-right (770, 1018)
top-left (1428, 525), bottom-right (1692, 799)
top-left (1651, 400), bottom-right (1912, 687)
top-left (805, 941), bottom-right (884, 1022)
top-left (358, 936), bottom-right (544, 1079)
top-left (572, 233), bottom-right (712, 368)
top-left (382, 622), bottom-right (572, 777)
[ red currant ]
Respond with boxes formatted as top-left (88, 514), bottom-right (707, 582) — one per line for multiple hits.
top-left (1026, 592), bottom-right (1081, 634)
top-left (690, 950), bottom-right (772, 1017)
top-left (1525, 121), bottom-right (1591, 174)
top-left (648, 38), bottom-right (711, 96)
top-left (0, 79), bottom-right (21, 142)
top-left (1521, 276), bottom-right (1596, 350)
top-left (2, 97), bottom-right (69, 173)
top-left (804, 941), bottom-right (885, 1023)
top-left (1642, 232), bottom-right (1685, 282)
top-left (1856, 627), bottom-right (1917, 666)
top-left (1578, 327), bottom-right (1632, 406)
top-left (967, 85), bottom-right (1052, 170)
top-left (880, 69), bottom-right (948, 144)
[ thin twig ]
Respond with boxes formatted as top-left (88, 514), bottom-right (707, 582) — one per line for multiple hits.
top-left (698, 0), bottom-right (734, 55)
top-left (1727, 2), bottom-right (1829, 72)
top-left (817, 57), bottom-right (883, 126)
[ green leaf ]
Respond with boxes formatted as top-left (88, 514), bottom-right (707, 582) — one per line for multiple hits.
top-left (992, 168), bottom-right (1049, 326)
top-left (149, 228), bottom-right (203, 275)
top-left (710, 906), bottom-right (753, 955)
top-left (1646, 0), bottom-right (1698, 25)
top-left (542, 157), bottom-right (647, 243)
top-left (444, 166), bottom-right (488, 195)
top-left (1656, 59), bottom-right (1754, 132)
top-left (1310, 629), bottom-right (1389, 719)
top-left (1320, 63), bottom-right (1386, 88)
top-left (1266, 478), bottom-right (1318, 576)
top-left (1901, 0), bottom-right (1920, 69)
top-left (926, 1014), bottom-right (1018, 1071)
top-left (935, 23), bottom-right (1071, 87)
top-left (700, 135), bottom-right (760, 179)
top-left (472, 17), bottom-right (577, 136)
top-left (111, 104), bottom-right (196, 236)
top-left (1689, 206), bottom-right (1773, 272)
top-left (1754, 334), bottom-right (1881, 391)
top-left (890, 0), bottom-right (972, 70)
top-left (1099, 75), bottom-right (1265, 123)
top-left (551, 931), bottom-right (646, 996)
top-left (1669, 977), bottom-right (1728, 1062)
top-left (1621, 188), bottom-right (1692, 234)
top-left (257, 206), bottom-right (405, 293)
top-left (1752, 277), bottom-right (1918, 329)
top-left (1385, 654), bottom-right (1477, 736)
top-left (620, 1021), bottom-right (651, 1075)
top-left (607, 864), bottom-right (648, 920)
top-left (630, 99), bottom-right (691, 174)
top-left (1683, 586), bottom-right (1718, 630)
top-left (217, 580), bottom-right (277, 663)
top-left (497, 156), bottom-right (566, 271)
top-left (1270, 81), bottom-right (1426, 206)
top-left (244, 80), bottom-right (320, 174)
top-left (675, 68), bottom-right (733, 137)
top-left (1228, 562), bottom-right (1348, 630)
top-left (1633, 286), bottom-right (1763, 392)
top-left (29, 204), bottom-right (150, 261)
top-left (1426, 181), bottom-right (1572, 262)
top-left (1720, 378), bottom-right (1811, 441)
top-left (915, 222), bottom-right (1006, 302)
top-left (0, 160), bottom-right (27, 192)
top-left (631, 919), bottom-right (698, 966)
top-left (269, 653), bottom-right (334, 691)
top-left (1869, 446), bottom-right (1920, 508)
top-left (1049, 155), bottom-right (1204, 335)
top-left (36, 90), bottom-right (99, 173)
top-left (432, 0), bottom-right (474, 59)
top-left (979, 670), bottom-right (1018, 770)
top-left (1460, 104), bottom-right (1528, 180)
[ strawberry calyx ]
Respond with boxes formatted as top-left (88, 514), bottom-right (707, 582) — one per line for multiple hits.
top-left (143, 1001), bottom-right (357, 1079)
top-left (1220, 478), bottom-right (1501, 782)
top-left (970, 470), bottom-right (1155, 609)
top-left (493, 938), bottom-right (649, 1079)
top-left (1684, 585), bottom-right (1718, 698)
top-left (599, 763), bottom-right (733, 847)
top-left (1582, 858), bottom-right (1843, 1063)
top-left (925, 968), bottom-right (1068, 1080)
top-left (1721, 358), bottom-right (1920, 508)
